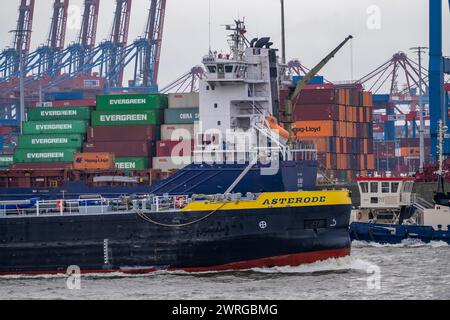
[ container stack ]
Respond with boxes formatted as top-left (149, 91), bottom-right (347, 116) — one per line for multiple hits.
top-left (289, 86), bottom-right (375, 180)
top-left (85, 94), bottom-right (167, 172)
top-left (153, 93), bottom-right (199, 172)
top-left (12, 106), bottom-right (90, 169)
top-left (373, 138), bottom-right (431, 174)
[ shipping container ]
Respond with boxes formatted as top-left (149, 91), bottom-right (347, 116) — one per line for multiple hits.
top-left (18, 134), bottom-right (84, 149)
top-left (23, 120), bottom-right (87, 135)
top-left (73, 152), bottom-right (115, 170)
top-left (8, 162), bottom-right (73, 170)
top-left (161, 124), bottom-right (196, 141)
top-left (44, 91), bottom-right (84, 101)
top-left (83, 141), bottom-right (155, 158)
top-left (0, 155), bottom-right (13, 167)
top-left (168, 93), bottom-right (199, 109)
top-left (293, 120), bottom-right (336, 138)
top-left (87, 125), bottom-right (158, 142)
top-left (91, 110), bottom-right (161, 126)
top-left (152, 156), bottom-right (191, 172)
top-left (96, 94), bottom-right (168, 110)
top-left (293, 104), bottom-right (339, 121)
top-left (164, 108), bottom-right (199, 124)
top-left (296, 89), bottom-right (337, 105)
top-left (156, 140), bottom-right (195, 157)
top-left (14, 149), bottom-right (77, 163)
top-left (115, 157), bottom-right (149, 171)
top-left (33, 99), bottom-right (96, 108)
top-left (27, 106), bottom-right (91, 121)
top-left (292, 76), bottom-right (324, 85)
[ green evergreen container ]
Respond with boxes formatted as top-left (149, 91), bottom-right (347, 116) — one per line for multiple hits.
top-left (14, 149), bottom-right (78, 163)
top-left (164, 108), bottom-right (199, 124)
top-left (23, 121), bottom-right (87, 134)
top-left (91, 110), bottom-right (160, 126)
top-left (27, 106), bottom-right (91, 121)
top-left (115, 157), bottom-right (148, 171)
top-left (0, 155), bottom-right (14, 168)
top-left (18, 134), bottom-right (84, 149)
top-left (96, 94), bottom-right (168, 110)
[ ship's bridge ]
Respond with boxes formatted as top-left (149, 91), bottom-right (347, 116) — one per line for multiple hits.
top-left (356, 177), bottom-right (416, 209)
top-left (202, 54), bottom-right (261, 83)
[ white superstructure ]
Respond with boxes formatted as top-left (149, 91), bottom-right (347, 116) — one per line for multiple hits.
top-left (199, 20), bottom-right (280, 145)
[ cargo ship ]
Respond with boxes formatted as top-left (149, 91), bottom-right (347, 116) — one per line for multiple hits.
top-left (0, 21), bottom-right (354, 274)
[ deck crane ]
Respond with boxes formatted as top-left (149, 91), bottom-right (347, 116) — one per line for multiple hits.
top-left (282, 35), bottom-right (353, 147)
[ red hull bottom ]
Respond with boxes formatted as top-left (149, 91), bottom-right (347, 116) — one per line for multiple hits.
top-left (0, 248), bottom-right (351, 276)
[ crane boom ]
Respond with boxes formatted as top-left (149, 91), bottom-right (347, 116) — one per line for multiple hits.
top-left (283, 35), bottom-right (353, 145)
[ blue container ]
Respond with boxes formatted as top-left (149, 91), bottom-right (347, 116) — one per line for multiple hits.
top-left (292, 76), bottom-right (324, 85)
top-left (44, 91), bottom-right (84, 101)
top-left (373, 94), bottom-right (390, 103)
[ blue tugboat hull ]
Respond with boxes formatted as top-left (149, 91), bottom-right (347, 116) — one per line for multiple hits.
top-left (349, 222), bottom-right (450, 244)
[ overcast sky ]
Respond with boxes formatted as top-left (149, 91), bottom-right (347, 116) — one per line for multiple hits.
top-left (1, 0), bottom-right (449, 90)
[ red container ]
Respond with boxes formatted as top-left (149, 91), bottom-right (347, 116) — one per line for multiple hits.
top-left (83, 141), bottom-right (155, 157)
top-left (0, 127), bottom-right (17, 135)
top-left (293, 104), bottom-right (340, 121)
top-left (295, 89), bottom-right (337, 105)
top-left (32, 99), bottom-right (96, 108)
top-left (9, 163), bottom-right (73, 170)
top-left (87, 125), bottom-right (158, 142)
top-left (374, 141), bottom-right (396, 158)
top-left (156, 140), bottom-right (195, 157)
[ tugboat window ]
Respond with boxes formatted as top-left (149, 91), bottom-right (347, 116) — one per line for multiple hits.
top-left (225, 65), bottom-right (234, 73)
top-left (208, 66), bottom-right (217, 73)
top-left (381, 182), bottom-right (390, 193)
top-left (360, 182), bottom-right (368, 193)
top-left (391, 182), bottom-right (399, 193)
top-left (370, 182), bottom-right (378, 193)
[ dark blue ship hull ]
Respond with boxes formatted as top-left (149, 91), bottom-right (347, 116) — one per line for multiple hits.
top-left (349, 222), bottom-right (450, 244)
top-left (0, 160), bottom-right (317, 201)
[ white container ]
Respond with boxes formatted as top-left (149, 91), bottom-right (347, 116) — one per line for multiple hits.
top-left (152, 156), bottom-right (192, 172)
top-left (168, 93), bottom-right (199, 109)
top-left (160, 124), bottom-right (196, 141)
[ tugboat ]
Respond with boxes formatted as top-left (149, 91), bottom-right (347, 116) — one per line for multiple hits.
top-left (350, 121), bottom-right (450, 244)
top-left (0, 21), bottom-right (354, 274)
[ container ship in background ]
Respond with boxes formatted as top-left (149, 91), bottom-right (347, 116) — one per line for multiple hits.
top-left (0, 21), bottom-right (353, 274)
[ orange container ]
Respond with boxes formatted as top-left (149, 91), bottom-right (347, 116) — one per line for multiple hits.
top-left (294, 121), bottom-right (335, 138)
top-left (73, 152), bottom-right (115, 170)
top-left (400, 147), bottom-right (420, 157)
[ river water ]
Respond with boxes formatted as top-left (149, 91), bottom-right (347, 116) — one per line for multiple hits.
top-left (1, 241), bottom-right (449, 300)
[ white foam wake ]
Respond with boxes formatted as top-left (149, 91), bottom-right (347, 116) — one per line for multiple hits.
top-left (249, 256), bottom-right (374, 274)
top-left (352, 239), bottom-right (449, 248)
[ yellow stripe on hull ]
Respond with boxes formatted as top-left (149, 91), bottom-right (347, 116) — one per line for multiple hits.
top-left (182, 190), bottom-right (352, 212)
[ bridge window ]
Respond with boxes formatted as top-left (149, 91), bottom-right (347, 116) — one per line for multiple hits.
top-left (207, 66), bottom-right (217, 73)
top-left (360, 182), bottom-right (368, 193)
top-left (370, 182), bottom-right (378, 193)
top-left (225, 65), bottom-right (234, 73)
top-left (391, 182), bottom-right (399, 193)
top-left (381, 182), bottom-right (390, 193)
